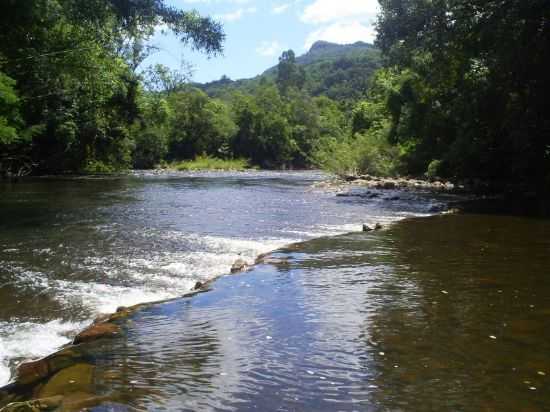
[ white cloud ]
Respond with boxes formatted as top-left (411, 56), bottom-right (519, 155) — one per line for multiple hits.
top-left (256, 41), bottom-right (285, 57)
top-left (215, 7), bottom-right (257, 22)
top-left (301, 0), bottom-right (379, 49)
top-left (304, 21), bottom-right (376, 49)
top-left (301, 0), bottom-right (379, 24)
top-left (272, 3), bottom-right (290, 14)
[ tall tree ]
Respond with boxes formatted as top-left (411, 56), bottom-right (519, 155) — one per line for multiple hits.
top-left (276, 50), bottom-right (306, 95)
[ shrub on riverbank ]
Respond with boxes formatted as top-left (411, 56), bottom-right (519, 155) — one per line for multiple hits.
top-left (171, 156), bottom-right (251, 171)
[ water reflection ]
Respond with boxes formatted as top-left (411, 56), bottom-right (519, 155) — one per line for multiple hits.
top-left (367, 215), bottom-right (550, 411)
top-left (1, 171), bottom-right (445, 384)
top-left (76, 214), bottom-right (550, 411)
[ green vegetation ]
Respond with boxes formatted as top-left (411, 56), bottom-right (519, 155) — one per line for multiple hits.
top-left (2, 1), bottom-right (547, 195)
top-left (0, 0), bottom-right (377, 175)
top-left (120, 43), bottom-right (361, 171)
top-left (171, 155), bottom-right (251, 171)
top-left (198, 41), bottom-right (382, 105)
top-left (372, 0), bottom-right (549, 191)
top-left (313, 1), bottom-right (550, 194)
top-left (0, 0), bottom-right (223, 175)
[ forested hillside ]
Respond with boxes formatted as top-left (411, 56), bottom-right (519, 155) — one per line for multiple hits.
top-left (198, 41), bottom-right (382, 104)
top-left (0, 1), bottom-right (380, 174)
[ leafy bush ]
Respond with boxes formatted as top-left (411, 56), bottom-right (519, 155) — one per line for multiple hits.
top-left (81, 160), bottom-right (117, 175)
top-left (312, 93), bottom-right (400, 177)
top-left (172, 155), bottom-right (251, 171)
top-left (312, 135), bottom-right (360, 176)
top-left (425, 159), bottom-right (442, 180)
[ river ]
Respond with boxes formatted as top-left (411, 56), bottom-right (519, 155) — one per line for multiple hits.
top-left (0, 171), bottom-right (440, 387)
top-left (1, 171), bottom-right (549, 411)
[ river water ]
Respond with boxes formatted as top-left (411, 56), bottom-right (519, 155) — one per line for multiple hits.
top-left (0, 171), bottom-right (441, 387)
top-left (2, 172), bottom-right (549, 411)
top-left (84, 214), bottom-right (550, 412)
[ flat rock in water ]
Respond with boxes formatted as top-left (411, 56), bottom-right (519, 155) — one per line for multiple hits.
top-left (12, 348), bottom-right (83, 387)
top-left (38, 364), bottom-right (95, 398)
top-left (73, 323), bottom-right (120, 345)
top-left (231, 259), bottom-right (249, 273)
top-left (13, 361), bottom-right (50, 387)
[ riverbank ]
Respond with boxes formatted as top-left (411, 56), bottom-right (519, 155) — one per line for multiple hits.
top-left (313, 174), bottom-right (550, 217)
top-left (3, 212), bottom-right (550, 411)
top-left (313, 174), bottom-right (459, 193)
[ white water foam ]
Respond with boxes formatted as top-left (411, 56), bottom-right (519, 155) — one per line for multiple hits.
top-left (0, 319), bottom-right (85, 385)
top-left (0, 219), bottom-right (431, 387)
top-left (0, 234), bottom-right (295, 387)
top-left (281, 215), bottom-right (417, 239)
top-left (55, 280), bottom-right (178, 315)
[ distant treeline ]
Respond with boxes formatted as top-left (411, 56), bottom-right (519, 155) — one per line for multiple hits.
top-left (133, 49), bottom-right (354, 170)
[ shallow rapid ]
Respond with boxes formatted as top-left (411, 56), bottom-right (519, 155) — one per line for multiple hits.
top-left (6, 213), bottom-right (548, 411)
top-left (0, 171), bottom-right (443, 386)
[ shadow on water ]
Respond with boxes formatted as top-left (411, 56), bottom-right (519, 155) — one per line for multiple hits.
top-left (364, 214), bottom-right (550, 411)
top-left (12, 213), bottom-right (546, 411)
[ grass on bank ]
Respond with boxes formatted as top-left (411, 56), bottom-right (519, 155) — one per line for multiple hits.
top-left (170, 155), bottom-right (253, 171)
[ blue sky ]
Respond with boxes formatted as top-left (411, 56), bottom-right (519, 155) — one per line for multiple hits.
top-left (144, 0), bottom-right (380, 83)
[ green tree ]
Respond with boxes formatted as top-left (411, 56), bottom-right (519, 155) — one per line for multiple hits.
top-left (167, 88), bottom-right (236, 160)
top-left (0, 71), bottom-right (22, 146)
top-left (131, 93), bottom-right (171, 169)
top-left (232, 86), bottom-right (296, 168)
top-left (0, 0), bottom-right (224, 173)
top-left (276, 50), bottom-right (306, 95)
top-left (376, 0), bottom-right (550, 190)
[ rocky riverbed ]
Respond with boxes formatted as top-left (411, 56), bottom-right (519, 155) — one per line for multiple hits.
top-left (311, 174), bottom-right (458, 193)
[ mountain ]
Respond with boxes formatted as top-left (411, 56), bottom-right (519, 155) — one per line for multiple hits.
top-left (269, 40), bottom-right (377, 69)
top-left (196, 41), bottom-right (382, 103)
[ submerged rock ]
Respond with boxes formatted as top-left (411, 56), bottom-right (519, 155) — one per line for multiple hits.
top-left (13, 348), bottom-right (82, 386)
top-left (73, 323), bottom-right (120, 345)
top-left (255, 254), bottom-right (290, 267)
top-left (0, 392), bottom-right (106, 412)
top-left (0, 392), bottom-right (20, 409)
top-left (231, 259), bottom-right (249, 274)
top-left (38, 364), bottom-right (94, 398)
top-left (0, 396), bottom-right (63, 412)
top-left (59, 392), bottom-right (108, 411)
